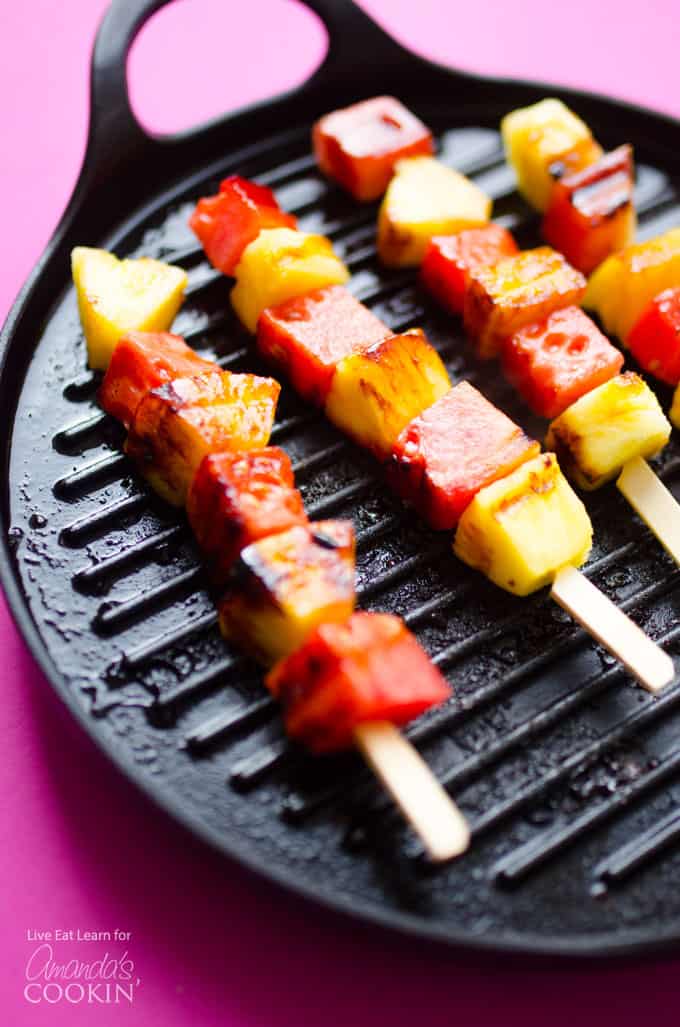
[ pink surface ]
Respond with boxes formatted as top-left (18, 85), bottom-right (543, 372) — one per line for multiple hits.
top-left (1, 1), bottom-right (679, 1023)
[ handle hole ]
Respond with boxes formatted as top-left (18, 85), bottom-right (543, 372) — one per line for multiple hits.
top-left (127, 0), bottom-right (327, 136)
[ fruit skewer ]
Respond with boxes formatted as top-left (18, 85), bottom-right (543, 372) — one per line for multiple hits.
top-left (499, 100), bottom-right (680, 566)
top-left (72, 253), bottom-right (471, 860)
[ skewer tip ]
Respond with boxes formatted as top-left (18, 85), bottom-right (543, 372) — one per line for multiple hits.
top-left (551, 565), bottom-right (675, 694)
top-left (354, 721), bottom-right (470, 862)
top-left (617, 456), bottom-right (680, 568)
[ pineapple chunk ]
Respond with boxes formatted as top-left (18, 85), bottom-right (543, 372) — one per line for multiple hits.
top-left (71, 247), bottom-right (187, 370)
top-left (454, 452), bottom-right (592, 596)
top-left (218, 520), bottom-right (356, 664)
top-left (126, 370), bottom-right (280, 505)
top-left (501, 98), bottom-right (600, 211)
top-left (324, 329), bottom-right (451, 459)
top-left (377, 156), bottom-right (491, 267)
top-left (583, 228), bottom-right (680, 342)
top-left (464, 247), bottom-right (586, 359)
top-left (545, 372), bottom-right (671, 490)
top-left (231, 228), bottom-right (349, 332)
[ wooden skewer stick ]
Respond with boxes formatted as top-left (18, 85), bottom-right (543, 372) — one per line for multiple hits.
top-left (617, 456), bottom-right (680, 567)
top-left (353, 721), bottom-right (471, 862)
top-left (550, 565), bottom-right (675, 694)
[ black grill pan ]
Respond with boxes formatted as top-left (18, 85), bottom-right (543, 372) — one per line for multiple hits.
top-left (4, 0), bottom-right (680, 958)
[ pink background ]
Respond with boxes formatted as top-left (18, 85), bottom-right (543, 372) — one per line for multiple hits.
top-left (2, 1), bottom-right (680, 1022)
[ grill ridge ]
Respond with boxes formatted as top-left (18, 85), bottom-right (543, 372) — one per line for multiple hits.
top-left (60, 494), bottom-right (148, 546)
top-left (186, 696), bottom-right (276, 752)
top-left (230, 740), bottom-right (289, 790)
top-left (122, 609), bottom-right (219, 670)
top-left (53, 411), bottom-right (112, 453)
top-left (493, 747), bottom-right (680, 886)
top-left (593, 807), bottom-right (680, 888)
top-left (470, 622), bottom-right (680, 835)
top-left (153, 653), bottom-right (246, 711)
top-left (63, 372), bottom-right (101, 402)
top-left (92, 566), bottom-right (206, 635)
top-left (73, 524), bottom-right (185, 594)
top-left (54, 452), bottom-right (129, 500)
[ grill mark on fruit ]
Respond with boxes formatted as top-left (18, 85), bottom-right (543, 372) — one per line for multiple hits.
top-left (312, 531), bottom-right (341, 550)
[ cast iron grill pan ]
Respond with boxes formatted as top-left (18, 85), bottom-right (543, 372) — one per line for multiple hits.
top-left (3, 0), bottom-right (680, 957)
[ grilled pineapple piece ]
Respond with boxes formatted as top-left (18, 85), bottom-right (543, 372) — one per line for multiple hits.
top-left (671, 384), bottom-right (680, 430)
top-left (218, 520), bottom-right (356, 664)
top-left (126, 371), bottom-right (280, 505)
top-left (464, 247), bottom-right (586, 359)
top-left (71, 247), bottom-right (187, 370)
top-left (545, 372), bottom-right (671, 490)
top-left (583, 228), bottom-right (680, 342)
top-left (377, 156), bottom-right (491, 267)
top-left (231, 228), bottom-right (349, 332)
top-left (454, 452), bottom-right (592, 596)
top-left (501, 98), bottom-right (601, 211)
top-left (324, 329), bottom-right (451, 459)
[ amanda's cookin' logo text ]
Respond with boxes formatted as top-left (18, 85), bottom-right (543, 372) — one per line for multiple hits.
top-left (24, 930), bottom-right (140, 1006)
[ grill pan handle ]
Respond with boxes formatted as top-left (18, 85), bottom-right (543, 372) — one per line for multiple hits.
top-left (65, 0), bottom-right (421, 235)
top-left (83, 0), bottom-right (168, 187)
top-left (300, 0), bottom-right (410, 86)
top-left (83, 0), bottom-right (410, 181)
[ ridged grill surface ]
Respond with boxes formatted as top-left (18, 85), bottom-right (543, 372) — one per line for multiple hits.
top-left (7, 111), bottom-right (680, 953)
